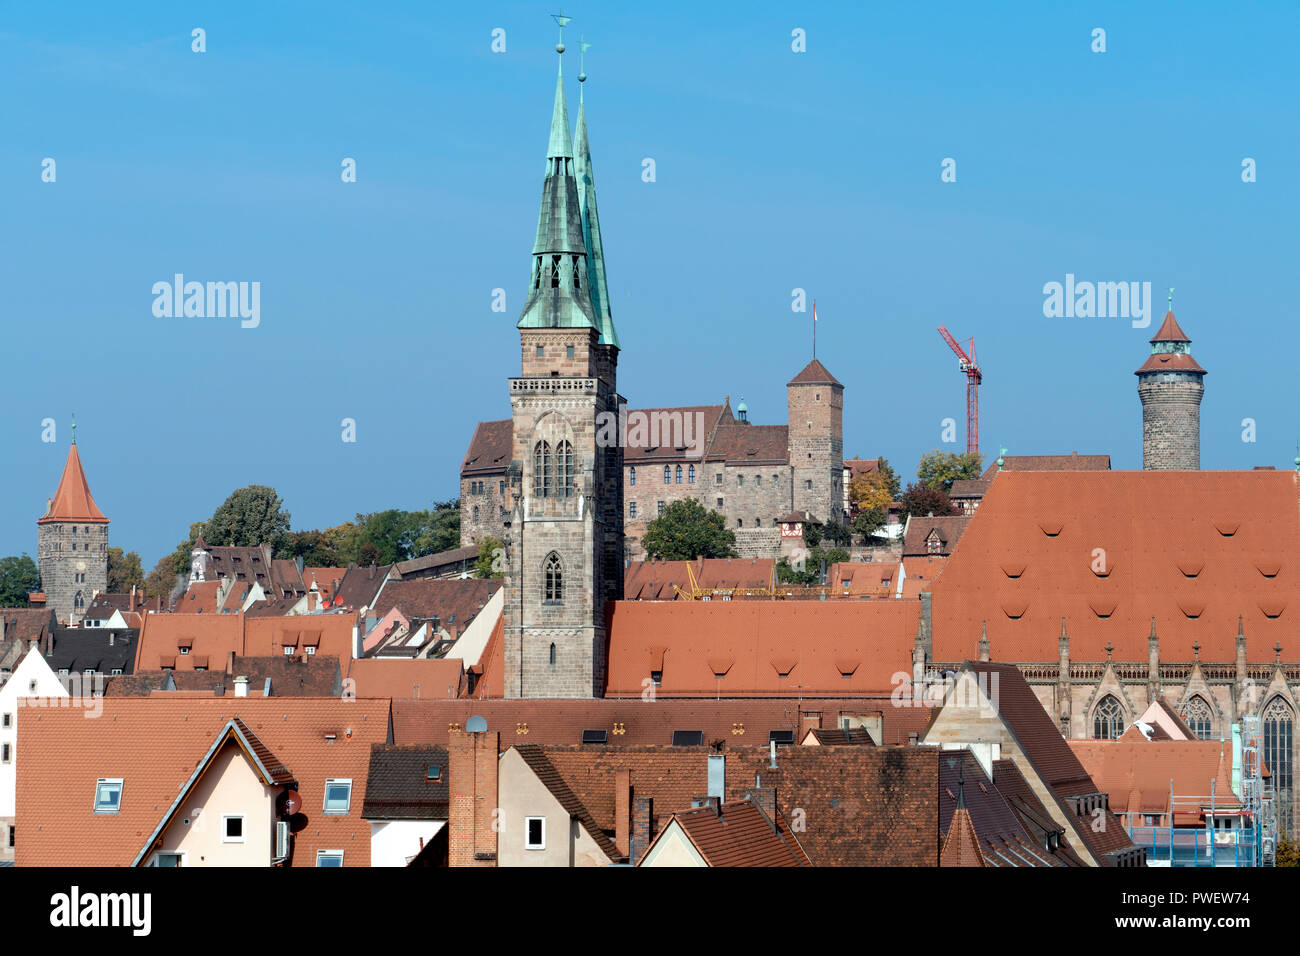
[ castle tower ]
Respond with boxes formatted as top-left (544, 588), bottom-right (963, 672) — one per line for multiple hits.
top-left (1136, 308), bottom-right (1206, 470)
top-left (788, 359), bottom-right (844, 524)
top-left (503, 35), bottom-right (623, 698)
top-left (37, 431), bottom-right (109, 625)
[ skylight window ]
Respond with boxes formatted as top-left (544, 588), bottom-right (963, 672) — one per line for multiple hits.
top-left (323, 779), bottom-right (352, 814)
top-left (94, 778), bottom-right (123, 813)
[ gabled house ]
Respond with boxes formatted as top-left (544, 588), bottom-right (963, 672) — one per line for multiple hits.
top-left (639, 798), bottom-right (810, 867)
top-left (0, 645), bottom-right (69, 863)
top-left (361, 745), bottom-right (450, 866)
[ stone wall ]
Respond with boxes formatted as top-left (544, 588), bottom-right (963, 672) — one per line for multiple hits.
top-left (37, 521), bottom-right (108, 625)
top-left (789, 381), bottom-right (844, 525)
top-left (1138, 375), bottom-right (1203, 470)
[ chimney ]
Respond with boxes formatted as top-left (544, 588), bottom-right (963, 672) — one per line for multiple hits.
top-left (708, 753), bottom-right (725, 800)
top-left (630, 796), bottom-right (653, 864)
top-left (108, 632), bottom-right (114, 647)
top-left (615, 769), bottom-right (632, 859)
top-left (448, 729), bottom-right (499, 867)
top-left (908, 732), bottom-right (919, 746)
top-left (234, 676), bottom-right (249, 698)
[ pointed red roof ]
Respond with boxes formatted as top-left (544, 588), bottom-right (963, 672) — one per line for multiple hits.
top-left (1149, 310), bottom-right (1191, 344)
top-left (787, 358), bottom-right (842, 387)
top-left (38, 443), bottom-right (108, 524)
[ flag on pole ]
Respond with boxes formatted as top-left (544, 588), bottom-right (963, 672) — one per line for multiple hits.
top-left (812, 299), bottom-right (817, 357)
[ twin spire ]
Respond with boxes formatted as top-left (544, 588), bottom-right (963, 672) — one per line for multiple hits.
top-left (517, 28), bottom-right (618, 348)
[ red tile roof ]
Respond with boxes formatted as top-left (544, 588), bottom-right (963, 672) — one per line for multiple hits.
top-left (1135, 351), bottom-right (1207, 375)
top-left (903, 515), bottom-right (971, 557)
top-left (346, 657), bottom-right (465, 700)
top-left (38, 443), bottom-right (108, 524)
top-left (932, 471), bottom-right (1300, 662)
top-left (787, 358), bottom-right (842, 387)
top-left (460, 419), bottom-right (514, 476)
top-left (623, 558), bottom-right (774, 600)
top-left (656, 800), bottom-right (810, 866)
top-left (605, 600), bottom-right (920, 696)
top-left (136, 613), bottom-right (245, 671)
top-left (1068, 740), bottom-right (1240, 816)
top-left (1149, 310), bottom-right (1192, 344)
top-left (979, 454), bottom-right (1111, 480)
top-left (15, 697), bottom-right (390, 866)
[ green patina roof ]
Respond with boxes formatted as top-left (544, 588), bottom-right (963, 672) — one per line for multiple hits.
top-left (518, 61), bottom-right (597, 333)
top-left (574, 101), bottom-right (619, 349)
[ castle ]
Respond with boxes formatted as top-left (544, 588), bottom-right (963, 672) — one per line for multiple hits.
top-left (36, 435), bottom-right (109, 626)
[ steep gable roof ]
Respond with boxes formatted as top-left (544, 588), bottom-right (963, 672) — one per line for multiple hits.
top-left (361, 744), bottom-right (450, 821)
top-left (658, 800), bottom-right (810, 866)
top-left (38, 443), bottom-right (108, 524)
top-left (513, 744), bottom-right (621, 862)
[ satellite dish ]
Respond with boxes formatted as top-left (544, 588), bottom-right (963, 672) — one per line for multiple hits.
top-left (282, 790), bottom-right (302, 815)
top-left (466, 715), bottom-right (488, 734)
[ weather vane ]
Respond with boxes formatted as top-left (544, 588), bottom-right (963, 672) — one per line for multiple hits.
top-left (551, 13), bottom-right (572, 51)
top-left (578, 36), bottom-right (591, 89)
top-left (1168, 286), bottom-right (1174, 311)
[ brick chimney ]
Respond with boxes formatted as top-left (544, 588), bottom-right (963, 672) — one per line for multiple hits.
top-left (615, 769), bottom-right (632, 860)
top-left (449, 729), bottom-right (500, 866)
top-left (630, 796), bottom-right (653, 864)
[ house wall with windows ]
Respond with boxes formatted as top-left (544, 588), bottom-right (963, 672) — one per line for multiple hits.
top-left (151, 743), bottom-right (275, 867)
top-left (496, 747), bottom-right (609, 866)
top-left (0, 646), bottom-right (69, 863)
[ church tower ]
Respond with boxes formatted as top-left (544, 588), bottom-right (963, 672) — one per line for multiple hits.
top-left (1136, 306), bottom-right (1206, 470)
top-left (37, 428), bottom-right (109, 625)
top-left (502, 32), bottom-right (623, 698)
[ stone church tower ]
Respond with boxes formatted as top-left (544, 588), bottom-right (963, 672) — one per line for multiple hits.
top-left (502, 41), bottom-right (623, 698)
top-left (788, 359), bottom-right (844, 524)
top-left (37, 434), bottom-right (109, 625)
top-left (1136, 309), bottom-right (1206, 470)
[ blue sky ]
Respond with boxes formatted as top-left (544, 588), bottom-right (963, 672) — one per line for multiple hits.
top-left (2, 1), bottom-right (1298, 568)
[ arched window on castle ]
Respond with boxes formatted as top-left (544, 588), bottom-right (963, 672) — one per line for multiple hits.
top-left (1182, 696), bottom-right (1213, 740)
top-left (688, 465), bottom-right (695, 483)
top-left (543, 553), bottom-right (563, 604)
top-left (533, 441), bottom-right (552, 498)
top-left (675, 465), bottom-right (682, 484)
top-left (1092, 695), bottom-right (1124, 740)
top-left (557, 441), bottom-right (574, 498)
top-left (629, 467), bottom-right (636, 486)
top-left (1265, 697), bottom-right (1294, 837)
top-left (663, 466), bottom-right (671, 484)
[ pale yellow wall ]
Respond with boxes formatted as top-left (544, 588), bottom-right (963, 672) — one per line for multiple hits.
top-left (497, 748), bottom-right (610, 867)
top-left (154, 742), bottom-right (274, 866)
top-left (640, 823), bottom-right (707, 867)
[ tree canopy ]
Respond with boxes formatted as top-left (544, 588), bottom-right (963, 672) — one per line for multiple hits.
top-left (916, 450), bottom-right (984, 494)
top-left (0, 554), bottom-right (40, 607)
top-left (641, 499), bottom-right (737, 560)
top-left (899, 482), bottom-right (956, 518)
top-left (203, 485), bottom-right (292, 553)
top-left (107, 548), bottom-right (145, 592)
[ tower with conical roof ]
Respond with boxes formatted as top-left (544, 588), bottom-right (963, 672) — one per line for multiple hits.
top-left (36, 427), bottom-right (109, 625)
top-left (503, 25), bottom-right (623, 698)
top-left (1136, 304), bottom-right (1206, 470)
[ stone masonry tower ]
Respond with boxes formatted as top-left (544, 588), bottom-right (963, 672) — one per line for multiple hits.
top-left (502, 36), bottom-right (623, 699)
top-left (1136, 308), bottom-right (1206, 470)
top-left (788, 359), bottom-right (844, 525)
top-left (37, 430), bottom-right (109, 625)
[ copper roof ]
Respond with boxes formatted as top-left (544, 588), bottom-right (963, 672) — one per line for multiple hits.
top-left (38, 443), bottom-right (108, 524)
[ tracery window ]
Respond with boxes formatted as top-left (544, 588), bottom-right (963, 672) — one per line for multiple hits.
top-left (1093, 695), bottom-right (1124, 740)
top-left (1182, 696), bottom-right (1213, 740)
top-left (543, 553), bottom-right (563, 603)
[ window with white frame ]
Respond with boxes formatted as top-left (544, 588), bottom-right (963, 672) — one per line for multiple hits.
top-left (525, 816), bottom-right (546, 850)
top-left (323, 779), bottom-right (352, 814)
top-left (316, 850), bottom-right (344, 867)
top-left (94, 778), bottom-right (123, 813)
top-left (222, 815), bottom-right (245, 843)
top-left (2, 743), bottom-right (10, 763)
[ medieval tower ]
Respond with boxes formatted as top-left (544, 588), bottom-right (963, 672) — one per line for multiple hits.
top-left (37, 432), bottom-right (109, 625)
top-left (502, 36), bottom-right (623, 698)
top-left (1136, 308), bottom-right (1206, 470)
top-left (788, 359), bottom-right (844, 524)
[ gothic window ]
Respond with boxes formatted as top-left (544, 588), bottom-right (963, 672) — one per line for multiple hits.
top-left (533, 441), bottom-right (552, 498)
top-left (543, 553), bottom-right (563, 603)
top-left (629, 502), bottom-right (637, 518)
top-left (534, 257), bottom-right (542, 290)
top-left (1182, 696), bottom-right (1214, 740)
top-left (572, 256), bottom-right (581, 291)
top-left (74, 591), bottom-right (84, 610)
top-left (663, 467), bottom-right (670, 484)
top-left (1093, 695), bottom-right (1124, 740)
top-left (675, 465), bottom-right (682, 484)
top-left (549, 643), bottom-right (556, 666)
top-left (556, 441), bottom-right (574, 497)
top-left (551, 255), bottom-right (561, 288)
top-left (688, 465), bottom-right (695, 483)
top-left (756, 474), bottom-right (762, 486)
top-left (629, 467), bottom-right (636, 486)
top-left (1265, 698), bottom-right (1294, 837)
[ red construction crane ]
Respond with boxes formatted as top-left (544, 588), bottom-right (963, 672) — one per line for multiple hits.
top-left (937, 326), bottom-right (982, 455)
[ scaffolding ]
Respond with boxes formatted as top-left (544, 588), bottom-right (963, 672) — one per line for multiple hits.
top-left (670, 560), bottom-right (891, 602)
top-left (1125, 718), bottom-right (1276, 867)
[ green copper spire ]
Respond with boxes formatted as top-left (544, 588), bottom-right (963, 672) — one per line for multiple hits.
top-left (573, 47), bottom-right (620, 349)
top-left (518, 31), bottom-right (598, 334)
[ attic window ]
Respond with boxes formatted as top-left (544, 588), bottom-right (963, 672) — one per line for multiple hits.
top-left (94, 778), bottom-right (123, 814)
top-left (650, 670), bottom-right (662, 685)
top-left (427, 765), bottom-right (442, 781)
top-left (672, 730), bottom-right (705, 746)
top-left (769, 730), bottom-right (795, 746)
top-left (581, 729), bottom-right (608, 745)
top-left (1213, 519), bottom-right (1239, 536)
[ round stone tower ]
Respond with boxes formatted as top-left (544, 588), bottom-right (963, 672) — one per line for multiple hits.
top-left (1135, 309), bottom-right (1206, 470)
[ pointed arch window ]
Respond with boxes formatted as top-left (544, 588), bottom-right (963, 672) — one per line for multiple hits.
top-left (688, 465), bottom-right (696, 484)
top-left (629, 467), bottom-right (636, 486)
top-left (533, 441), bottom-right (553, 498)
top-left (572, 256), bottom-right (581, 291)
top-left (675, 465), bottom-right (683, 484)
top-left (549, 643), bottom-right (556, 666)
top-left (74, 591), bottom-right (84, 610)
top-left (663, 466), bottom-right (671, 484)
top-left (1182, 696), bottom-right (1214, 740)
top-left (1265, 697), bottom-right (1294, 837)
top-left (551, 255), bottom-right (561, 288)
top-left (556, 440), bottom-right (574, 498)
top-left (1093, 695), bottom-right (1124, 740)
top-left (534, 257), bottom-right (542, 290)
top-left (543, 553), bottom-right (563, 603)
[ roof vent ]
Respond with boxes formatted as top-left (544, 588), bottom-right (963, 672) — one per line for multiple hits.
top-left (1213, 519), bottom-right (1239, 536)
top-left (1038, 520), bottom-right (1063, 537)
top-left (770, 657), bottom-right (797, 677)
top-left (1257, 560), bottom-right (1281, 578)
top-left (1177, 559), bottom-right (1204, 578)
top-left (1001, 599), bottom-right (1029, 620)
top-left (1088, 598), bottom-right (1116, 619)
top-left (834, 658), bottom-right (860, 677)
top-left (1259, 601), bottom-right (1285, 619)
top-left (707, 657), bottom-right (734, 678)
top-left (1000, 561), bottom-right (1025, 579)
top-left (1179, 601), bottom-right (1205, 619)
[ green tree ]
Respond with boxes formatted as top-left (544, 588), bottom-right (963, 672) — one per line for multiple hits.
top-left (900, 482), bottom-right (956, 518)
top-left (106, 547), bottom-right (145, 593)
top-left (283, 530), bottom-right (340, 567)
top-left (405, 501), bottom-right (461, 558)
top-left (0, 554), bottom-right (40, 607)
top-left (1276, 836), bottom-right (1300, 867)
top-left (777, 546), bottom-right (848, 587)
top-left (203, 485), bottom-right (292, 555)
top-left (802, 521), bottom-right (823, 549)
top-left (916, 450), bottom-right (985, 494)
top-left (642, 499), bottom-right (737, 560)
top-left (854, 506), bottom-right (887, 539)
top-left (822, 522), bottom-right (852, 547)
top-left (144, 555), bottom-right (180, 603)
top-left (474, 536), bottom-right (505, 579)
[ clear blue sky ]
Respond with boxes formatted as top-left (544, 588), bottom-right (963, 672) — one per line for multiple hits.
top-left (2, 1), bottom-right (1298, 569)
